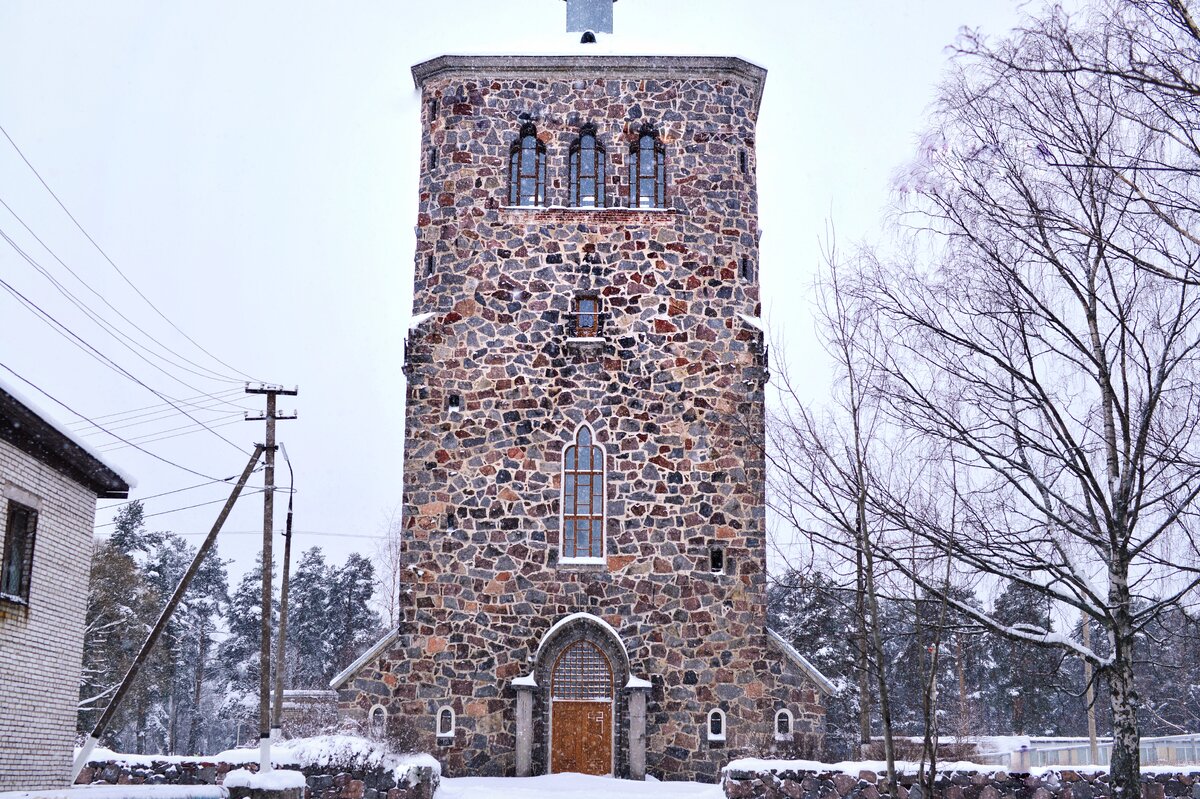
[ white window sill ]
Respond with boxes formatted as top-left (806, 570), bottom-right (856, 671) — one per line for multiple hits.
top-left (559, 557), bottom-right (606, 566)
top-left (774, 733), bottom-right (792, 742)
top-left (707, 734), bottom-right (726, 742)
top-left (565, 336), bottom-right (605, 347)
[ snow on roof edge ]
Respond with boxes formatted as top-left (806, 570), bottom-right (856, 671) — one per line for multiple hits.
top-left (329, 628), bottom-right (401, 689)
top-left (0, 375), bottom-right (136, 491)
top-left (765, 627), bottom-right (836, 695)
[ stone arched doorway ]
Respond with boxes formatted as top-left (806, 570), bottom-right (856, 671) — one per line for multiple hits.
top-left (512, 612), bottom-right (651, 779)
top-left (550, 639), bottom-right (614, 775)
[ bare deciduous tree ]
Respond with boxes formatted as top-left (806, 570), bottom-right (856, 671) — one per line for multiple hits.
top-left (855, 4), bottom-right (1200, 793)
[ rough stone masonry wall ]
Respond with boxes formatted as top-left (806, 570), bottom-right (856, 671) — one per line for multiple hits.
top-left (337, 58), bottom-right (824, 784)
top-left (721, 766), bottom-right (1200, 799)
top-left (75, 759), bottom-right (437, 799)
top-left (0, 437), bottom-right (98, 790)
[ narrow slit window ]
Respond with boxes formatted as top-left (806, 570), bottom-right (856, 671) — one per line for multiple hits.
top-left (710, 547), bottom-right (725, 574)
top-left (447, 394), bottom-right (462, 413)
top-left (707, 709), bottom-right (726, 741)
top-left (426, 254), bottom-right (434, 275)
top-left (429, 147), bottom-right (438, 170)
top-left (740, 256), bottom-right (754, 282)
top-left (436, 706), bottom-right (455, 738)
top-left (775, 709), bottom-right (794, 738)
top-left (739, 149), bottom-right (748, 175)
top-left (569, 124), bottom-right (606, 208)
top-left (509, 122), bottom-right (547, 207)
top-left (430, 97), bottom-right (439, 118)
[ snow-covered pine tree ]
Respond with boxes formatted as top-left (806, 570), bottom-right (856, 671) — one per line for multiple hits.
top-left (326, 553), bottom-right (383, 680)
top-left (285, 547), bottom-right (333, 689)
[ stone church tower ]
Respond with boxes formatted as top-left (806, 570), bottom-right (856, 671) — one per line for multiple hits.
top-left (334, 10), bottom-right (831, 783)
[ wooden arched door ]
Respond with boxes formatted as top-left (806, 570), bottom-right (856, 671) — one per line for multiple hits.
top-left (550, 640), bottom-right (613, 775)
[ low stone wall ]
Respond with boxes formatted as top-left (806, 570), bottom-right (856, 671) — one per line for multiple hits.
top-left (76, 760), bottom-right (438, 799)
top-left (721, 765), bottom-right (1200, 799)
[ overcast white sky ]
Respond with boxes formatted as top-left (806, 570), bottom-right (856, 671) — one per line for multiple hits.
top-left (0, 0), bottom-right (1032, 584)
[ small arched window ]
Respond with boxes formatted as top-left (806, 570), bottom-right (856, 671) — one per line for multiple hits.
top-left (774, 708), bottom-right (794, 740)
top-left (707, 708), bottom-right (726, 742)
top-left (562, 424), bottom-right (604, 560)
top-left (628, 126), bottom-right (666, 208)
top-left (369, 705), bottom-right (387, 737)
top-left (569, 124), bottom-right (606, 208)
top-left (436, 706), bottom-right (455, 738)
top-left (509, 123), bottom-right (547, 207)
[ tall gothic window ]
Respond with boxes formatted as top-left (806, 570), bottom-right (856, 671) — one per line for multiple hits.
top-left (562, 424), bottom-right (604, 560)
top-left (509, 123), bottom-right (547, 206)
top-left (569, 124), bottom-right (606, 208)
top-left (628, 126), bottom-right (665, 208)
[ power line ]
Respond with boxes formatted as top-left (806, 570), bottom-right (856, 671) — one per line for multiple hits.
top-left (0, 271), bottom-right (249, 455)
top-left (0, 361), bottom-right (231, 481)
top-left (95, 416), bottom-right (244, 453)
top-left (79, 403), bottom-right (243, 436)
top-left (0, 228), bottom-right (249, 410)
top-left (70, 388), bottom-right (247, 428)
top-left (0, 195), bottom-right (247, 385)
top-left (0, 122), bottom-right (261, 383)
top-left (92, 490), bottom-right (266, 528)
top-left (98, 469), bottom-right (266, 509)
top-left (91, 409), bottom-right (241, 439)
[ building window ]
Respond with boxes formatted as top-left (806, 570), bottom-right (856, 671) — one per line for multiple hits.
top-left (707, 708), bottom-right (726, 742)
top-left (709, 546), bottom-right (725, 574)
top-left (429, 147), bottom-right (438, 170)
top-left (628, 126), bottom-right (665, 208)
top-left (369, 705), bottom-right (387, 737)
top-left (740, 256), bottom-right (754, 281)
top-left (562, 424), bottom-right (604, 560)
top-left (569, 124), bottom-right (606, 208)
top-left (447, 394), bottom-right (462, 414)
top-left (573, 295), bottom-right (601, 337)
top-left (436, 706), bottom-right (456, 738)
top-left (509, 122), bottom-right (547, 207)
top-left (739, 148), bottom-right (748, 175)
top-left (775, 709), bottom-right (794, 740)
top-left (1, 502), bottom-right (36, 602)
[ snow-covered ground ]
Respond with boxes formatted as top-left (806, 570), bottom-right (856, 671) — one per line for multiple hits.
top-left (437, 774), bottom-right (723, 799)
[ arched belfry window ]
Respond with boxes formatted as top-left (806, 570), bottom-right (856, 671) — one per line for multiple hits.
top-left (628, 126), bottom-right (666, 208)
top-left (562, 424), bottom-right (604, 560)
top-left (509, 122), bottom-right (547, 206)
top-left (569, 124), bottom-right (606, 208)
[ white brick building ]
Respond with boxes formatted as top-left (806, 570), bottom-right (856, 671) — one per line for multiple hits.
top-left (0, 381), bottom-right (130, 790)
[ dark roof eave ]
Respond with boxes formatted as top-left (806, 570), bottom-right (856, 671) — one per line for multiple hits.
top-left (0, 389), bottom-right (131, 499)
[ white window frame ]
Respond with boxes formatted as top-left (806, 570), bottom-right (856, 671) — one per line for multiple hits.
top-left (559, 422), bottom-right (606, 564)
top-left (368, 704), bottom-right (387, 737)
top-left (436, 705), bottom-right (456, 738)
top-left (774, 708), bottom-right (794, 741)
top-left (707, 708), bottom-right (726, 742)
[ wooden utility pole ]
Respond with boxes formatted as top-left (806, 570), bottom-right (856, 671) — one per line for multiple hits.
top-left (72, 446), bottom-right (265, 782)
top-left (245, 383), bottom-right (298, 771)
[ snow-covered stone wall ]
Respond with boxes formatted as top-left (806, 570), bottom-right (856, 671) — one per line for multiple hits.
top-left (75, 758), bottom-right (437, 799)
top-left (720, 762), bottom-right (1200, 799)
top-left (0, 437), bottom-right (100, 790)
